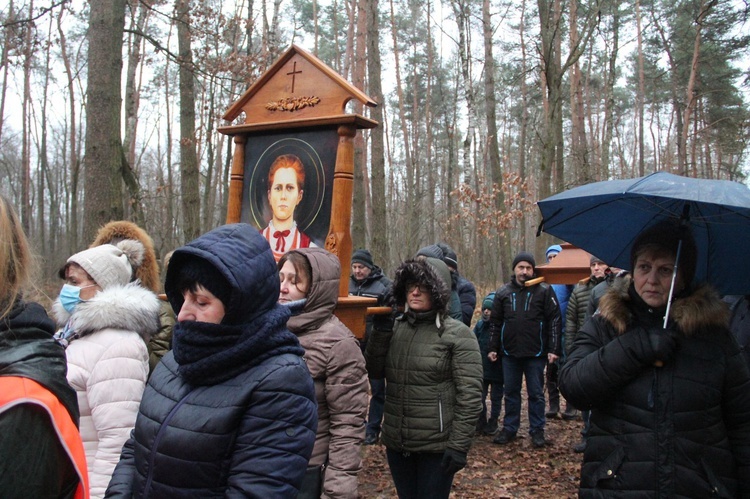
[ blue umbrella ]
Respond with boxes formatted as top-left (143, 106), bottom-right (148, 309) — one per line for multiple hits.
top-left (537, 171), bottom-right (750, 296)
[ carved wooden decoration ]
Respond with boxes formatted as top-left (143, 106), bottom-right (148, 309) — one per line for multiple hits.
top-left (219, 44), bottom-right (378, 338)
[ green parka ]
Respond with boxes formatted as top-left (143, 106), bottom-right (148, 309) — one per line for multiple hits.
top-left (367, 257), bottom-right (483, 454)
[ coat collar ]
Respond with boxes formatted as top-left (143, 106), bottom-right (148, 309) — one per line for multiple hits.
top-left (598, 275), bottom-right (729, 335)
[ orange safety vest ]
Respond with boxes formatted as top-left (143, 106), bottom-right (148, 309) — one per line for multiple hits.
top-left (0, 376), bottom-right (89, 499)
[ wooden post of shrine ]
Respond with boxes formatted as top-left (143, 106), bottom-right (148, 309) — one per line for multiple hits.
top-left (219, 44), bottom-right (378, 338)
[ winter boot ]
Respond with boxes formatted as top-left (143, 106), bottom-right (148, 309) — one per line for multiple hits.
top-left (561, 400), bottom-right (579, 420)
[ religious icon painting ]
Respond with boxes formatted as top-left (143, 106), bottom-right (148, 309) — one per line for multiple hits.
top-left (242, 129), bottom-right (338, 261)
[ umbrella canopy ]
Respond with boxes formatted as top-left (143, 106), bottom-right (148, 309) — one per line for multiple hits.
top-left (537, 171), bottom-right (750, 295)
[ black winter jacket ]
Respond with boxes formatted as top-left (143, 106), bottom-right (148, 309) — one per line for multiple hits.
top-left (0, 301), bottom-right (80, 498)
top-left (456, 274), bottom-right (477, 326)
top-left (349, 265), bottom-right (392, 341)
top-left (488, 278), bottom-right (562, 358)
top-left (560, 279), bottom-right (750, 498)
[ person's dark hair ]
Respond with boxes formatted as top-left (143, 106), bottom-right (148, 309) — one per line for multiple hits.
top-left (278, 250), bottom-right (313, 295)
top-left (268, 154), bottom-right (306, 190)
top-left (631, 221), bottom-right (697, 288)
top-left (169, 256), bottom-right (232, 317)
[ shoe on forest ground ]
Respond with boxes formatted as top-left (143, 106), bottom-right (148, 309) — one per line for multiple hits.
top-left (561, 408), bottom-right (580, 420)
top-left (364, 433), bottom-right (379, 445)
top-left (531, 431), bottom-right (546, 448)
top-left (493, 430), bottom-right (517, 445)
top-left (573, 439), bottom-right (587, 453)
top-left (483, 420), bottom-right (498, 435)
top-left (545, 403), bottom-right (560, 419)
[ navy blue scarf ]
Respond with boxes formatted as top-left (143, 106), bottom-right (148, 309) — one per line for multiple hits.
top-left (172, 304), bottom-right (303, 386)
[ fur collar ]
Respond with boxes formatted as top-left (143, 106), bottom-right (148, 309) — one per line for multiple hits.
top-left (52, 282), bottom-right (161, 339)
top-left (598, 275), bottom-right (729, 336)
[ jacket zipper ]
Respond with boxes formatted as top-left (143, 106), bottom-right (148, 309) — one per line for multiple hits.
top-left (438, 393), bottom-right (444, 433)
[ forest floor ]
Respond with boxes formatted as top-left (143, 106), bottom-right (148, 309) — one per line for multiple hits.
top-left (358, 406), bottom-right (584, 498)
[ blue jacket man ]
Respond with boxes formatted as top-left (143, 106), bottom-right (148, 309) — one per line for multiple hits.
top-left (487, 251), bottom-right (562, 448)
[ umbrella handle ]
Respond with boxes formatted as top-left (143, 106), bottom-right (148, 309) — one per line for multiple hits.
top-left (656, 238), bottom-right (683, 369)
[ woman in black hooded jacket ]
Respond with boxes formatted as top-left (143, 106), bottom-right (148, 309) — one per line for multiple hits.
top-left (560, 221), bottom-right (750, 498)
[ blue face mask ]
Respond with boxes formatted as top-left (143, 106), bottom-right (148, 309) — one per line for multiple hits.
top-left (59, 284), bottom-right (92, 313)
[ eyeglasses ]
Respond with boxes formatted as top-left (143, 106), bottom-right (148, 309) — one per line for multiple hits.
top-left (407, 283), bottom-right (430, 294)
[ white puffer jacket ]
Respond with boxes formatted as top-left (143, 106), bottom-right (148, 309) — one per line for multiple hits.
top-left (53, 282), bottom-right (161, 498)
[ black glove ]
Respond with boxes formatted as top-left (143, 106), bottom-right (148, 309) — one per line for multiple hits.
top-left (646, 327), bottom-right (678, 364)
top-left (440, 448), bottom-right (467, 475)
top-left (618, 326), bottom-right (678, 366)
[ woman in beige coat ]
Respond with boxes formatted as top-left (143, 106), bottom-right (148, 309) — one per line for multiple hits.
top-left (278, 248), bottom-right (369, 499)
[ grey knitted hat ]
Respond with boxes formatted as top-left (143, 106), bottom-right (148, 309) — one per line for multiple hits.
top-left (63, 240), bottom-right (145, 290)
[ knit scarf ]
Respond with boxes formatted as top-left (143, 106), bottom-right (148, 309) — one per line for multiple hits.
top-left (172, 304), bottom-right (303, 386)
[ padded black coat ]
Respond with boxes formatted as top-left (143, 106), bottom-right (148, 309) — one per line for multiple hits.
top-left (560, 279), bottom-right (750, 498)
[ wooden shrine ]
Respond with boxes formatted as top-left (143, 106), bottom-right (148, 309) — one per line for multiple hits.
top-left (219, 44), bottom-right (378, 338)
top-left (534, 243), bottom-right (593, 285)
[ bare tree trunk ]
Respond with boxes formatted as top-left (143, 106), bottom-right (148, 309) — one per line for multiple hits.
top-left (352, 0), bottom-right (367, 250)
top-left (601, 1), bottom-right (619, 180)
top-left (21, 0), bottom-right (33, 234)
top-left (388, 0), bottom-right (415, 248)
top-left (176, 0), bottom-right (200, 241)
top-left (83, 0), bottom-right (127, 243)
top-left (367, 0), bottom-right (388, 265)
top-left (0, 0), bottom-right (14, 147)
top-left (569, 0), bottom-right (589, 185)
top-left (57, 4), bottom-right (80, 252)
top-left (482, 0), bottom-right (509, 280)
top-left (425, 0), bottom-right (436, 243)
top-left (681, 0), bottom-right (716, 176)
top-left (636, 0), bottom-right (645, 176)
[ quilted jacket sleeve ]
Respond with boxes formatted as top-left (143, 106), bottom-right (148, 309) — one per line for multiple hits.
top-left (147, 301), bottom-right (174, 373)
top-left (719, 337), bottom-right (750, 496)
top-left (88, 335), bottom-right (148, 498)
top-left (565, 289), bottom-right (581, 356)
top-left (104, 430), bottom-right (136, 497)
top-left (225, 359), bottom-right (318, 498)
top-left (322, 336), bottom-right (369, 498)
top-left (447, 323), bottom-right (483, 453)
top-left (559, 316), bottom-right (650, 410)
top-left (364, 326), bottom-right (393, 380)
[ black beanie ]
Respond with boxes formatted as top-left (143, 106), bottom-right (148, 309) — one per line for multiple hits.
top-left (167, 256), bottom-right (232, 316)
top-left (351, 249), bottom-right (374, 269)
top-left (437, 243), bottom-right (459, 271)
top-left (416, 244), bottom-right (444, 260)
top-left (512, 251), bottom-right (536, 270)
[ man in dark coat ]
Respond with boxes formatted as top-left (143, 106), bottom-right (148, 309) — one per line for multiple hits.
top-left (487, 252), bottom-right (562, 448)
top-left (348, 248), bottom-right (392, 445)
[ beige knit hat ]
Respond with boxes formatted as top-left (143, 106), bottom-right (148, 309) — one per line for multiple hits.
top-left (62, 240), bottom-right (145, 290)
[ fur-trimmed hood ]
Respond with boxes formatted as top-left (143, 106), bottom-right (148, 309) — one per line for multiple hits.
top-left (52, 282), bottom-right (161, 340)
top-left (91, 221), bottom-right (160, 292)
top-left (598, 275), bottom-right (729, 336)
top-left (392, 257), bottom-right (452, 315)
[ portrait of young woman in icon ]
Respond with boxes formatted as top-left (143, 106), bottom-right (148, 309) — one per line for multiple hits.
top-left (262, 154), bottom-right (318, 261)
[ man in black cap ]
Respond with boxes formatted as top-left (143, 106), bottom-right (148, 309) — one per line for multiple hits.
top-left (348, 248), bottom-right (391, 445)
top-left (487, 251), bottom-right (562, 448)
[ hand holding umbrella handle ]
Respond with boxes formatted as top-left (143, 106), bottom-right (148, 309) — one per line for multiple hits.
top-left (647, 328), bottom-right (678, 367)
